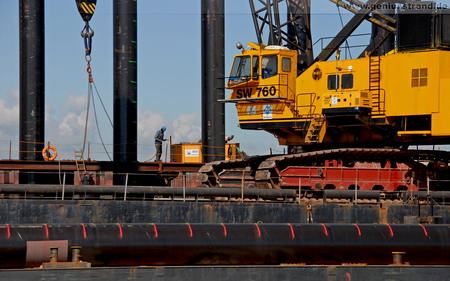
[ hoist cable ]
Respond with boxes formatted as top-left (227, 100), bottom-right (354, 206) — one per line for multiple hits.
top-left (90, 83), bottom-right (113, 161)
top-left (90, 76), bottom-right (113, 160)
top-left (77, 0), bottom-right (98, 159)
top-left (81, 62), bottom-right (114, 161)
top-left (92, 81), bottom-right (114, 128)
top-left (336, 1), bottom-right (353, 60)
top-left (81, 81), bottom-right (92, 157)
top-left (77, 0), bottom-right (114, 161)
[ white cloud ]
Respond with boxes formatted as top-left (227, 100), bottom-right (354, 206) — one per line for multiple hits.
top-left (0, 88), bottom-right (19, 136)
top-left (41, 94), bottom-right (93, 145)
top-left (172, 113), bottom-right (201, 144)
top-left (138, 108), bottom-right (169, 141)
top-left (61, 94), bottom-right (91, 115)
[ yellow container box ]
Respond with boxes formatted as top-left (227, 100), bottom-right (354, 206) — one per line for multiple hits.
top-left (170, 143), bottom-right (203, 163)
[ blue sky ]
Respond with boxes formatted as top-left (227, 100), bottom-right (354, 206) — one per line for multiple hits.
top-left (1, 0), bottom-right (446, 161)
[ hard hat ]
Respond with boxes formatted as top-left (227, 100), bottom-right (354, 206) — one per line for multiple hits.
top-left (161, 126), bottom-right (166, 131)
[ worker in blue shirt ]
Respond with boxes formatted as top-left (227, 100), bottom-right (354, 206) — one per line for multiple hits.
top-left (154, 126), bottom-right (167, 162)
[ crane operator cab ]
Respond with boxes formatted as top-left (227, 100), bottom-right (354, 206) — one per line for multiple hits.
top-left (226, 42), bottom-right (297, 104)
top-left (225, 42), bottom-right (300, 133)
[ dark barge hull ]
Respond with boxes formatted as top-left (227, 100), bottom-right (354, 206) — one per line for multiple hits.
top-left (0, 198), bottom-right (448, 225)
top-left (1, 265), bottom-right (450, 281)
top-left (0, 192), bottom-right (450, 279)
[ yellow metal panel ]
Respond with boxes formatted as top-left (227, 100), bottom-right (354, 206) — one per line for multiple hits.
top-left (440, 52), bottom-right (450, 79)
top-left (295, 57), bottom-right (369, 114)
top-left (296, 92), bottom-right (318, 116)
top-left (383, 51), bottom-right (439, 116)
top-left (432, 77), bottom-right (450, 135)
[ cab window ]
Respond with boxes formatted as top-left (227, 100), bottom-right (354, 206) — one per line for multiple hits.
top-left (252, 56), bottom-right (259, 80)
top-left (229, 55), bottom-right (251, 85)
top-left (342, 74), bottom-right (353, 89)
top-left (282, 57), bottom-right (291, 72)
top-left (262, 55), bottom-right (278, 78)
top-left (328, 75), bottom-right (339, 90)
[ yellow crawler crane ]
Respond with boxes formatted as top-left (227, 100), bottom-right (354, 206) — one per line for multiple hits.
top-left (227, 45), bottom-right (450, 150)
top-left (197, 0), bottom-right (450, 192)
top-left (197, 0), bottom-right (450, 193)
top-left (224, 0), bottom-right (450, 152)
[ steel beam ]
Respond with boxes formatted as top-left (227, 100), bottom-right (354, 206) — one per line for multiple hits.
top-left (287, 0), bottom-right (314, 70)
top-left (0, 185), bottom-right (296, 199)
top-left (201, 0), bottom-right (226, 162)
top-left (19, 0), bottom-right (45, 165)
top-left (113, 0), bottom-right (138, 165)
top-left (0, 160), bottom-right (202, 173)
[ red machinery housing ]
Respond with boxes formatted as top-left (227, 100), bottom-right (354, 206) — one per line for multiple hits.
top-left (279, 161), bottom-right (422, 191)
top-left (197, 149), bottom-right (450, 196)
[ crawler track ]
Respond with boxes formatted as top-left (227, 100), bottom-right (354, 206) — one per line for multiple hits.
top-left (196, 148), bottom-right (450, 194)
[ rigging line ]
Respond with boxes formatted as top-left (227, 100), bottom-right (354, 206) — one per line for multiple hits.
top-left (90, 86), bottom-right (113, 161)
top-left (336, 1), bottom-right (352, 60)
top-left (81, 81), bottom-right (92, 158)
top-left (92, 81), bottom-right (113, 128)
top-left (77, 1), bottom-right (97, 159)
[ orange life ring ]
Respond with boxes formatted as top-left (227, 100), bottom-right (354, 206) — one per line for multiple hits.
top-left (42, 146), bottom-right (58, 161)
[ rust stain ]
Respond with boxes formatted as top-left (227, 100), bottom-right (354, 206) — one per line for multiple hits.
top-left (56, 204), bottom-right (66, 218)
top-left (345, 272), bottom-right (352, 281)
top-left (379, 207), bottom-right (388, 224)
top-left (129, 267), bottom-right (138, 278)
top-left (203, 204), bottom-right (218, 223)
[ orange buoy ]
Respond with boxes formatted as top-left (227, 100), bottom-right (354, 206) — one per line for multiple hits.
top-left (42, 146), bottom-right (58, 161)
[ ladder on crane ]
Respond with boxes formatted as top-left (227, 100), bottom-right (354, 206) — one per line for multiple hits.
top-left (74, 150), bottom-right (87, 182)
top-left (369, 57), bottom-right (385, 116)
top-left (304, 117), bottom-right (326, 143)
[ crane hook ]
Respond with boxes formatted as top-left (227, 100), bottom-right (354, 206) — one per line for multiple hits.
top-left (76, 0), bottom-right (96, 58)
top-left (75, 0), bottom-right (97, 22)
